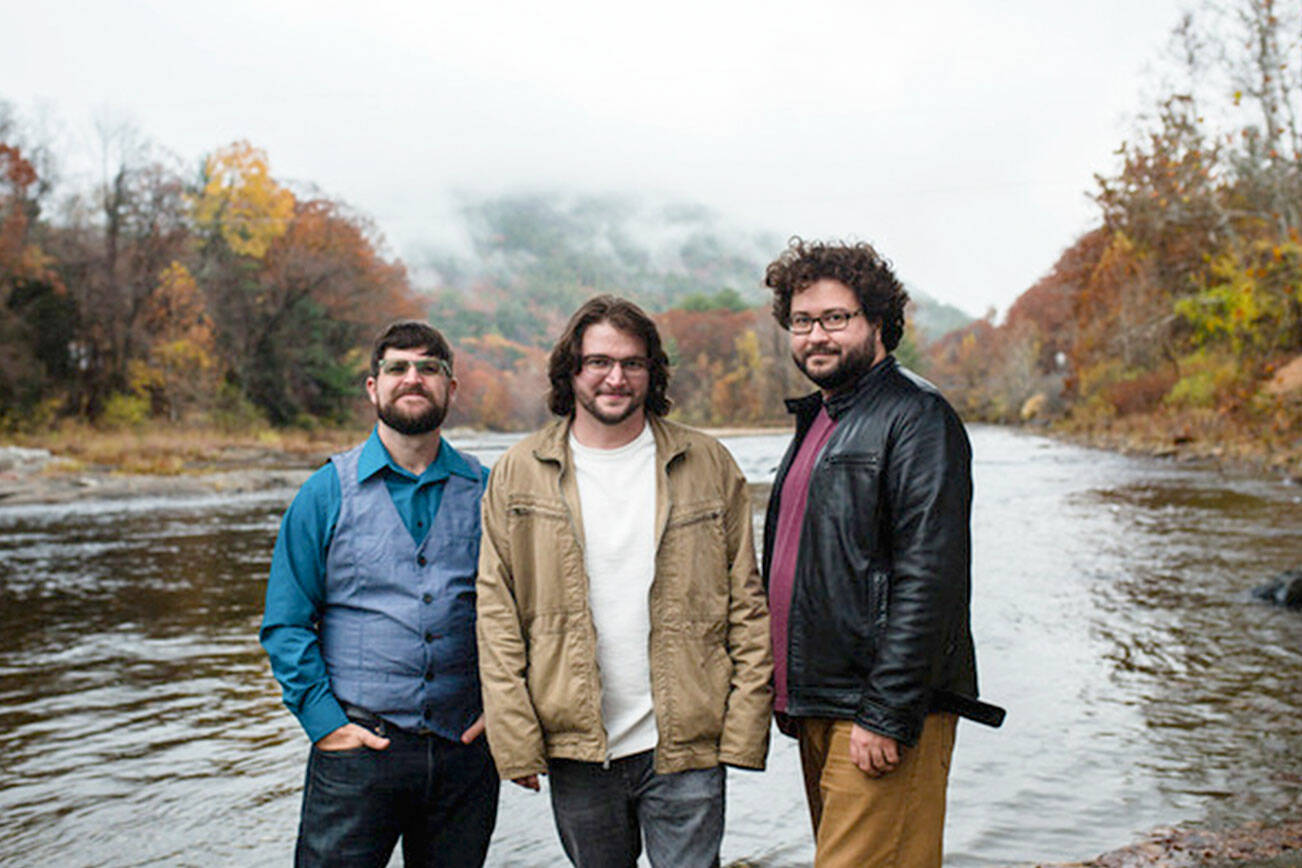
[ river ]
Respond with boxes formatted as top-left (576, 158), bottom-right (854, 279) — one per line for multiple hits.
top-left (0, 425), bottom-right (1299, 866)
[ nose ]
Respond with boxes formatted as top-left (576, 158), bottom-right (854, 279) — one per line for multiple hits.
top-left (603, 362), bottom-right (630, 384)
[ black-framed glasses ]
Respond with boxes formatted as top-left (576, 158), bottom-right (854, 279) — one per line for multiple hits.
top-left (579, 355), bottom-right (651, 376)
top-left (378, 358), bottom-right (452, 378)
top-left (788, 309), bottom-right (862, 335)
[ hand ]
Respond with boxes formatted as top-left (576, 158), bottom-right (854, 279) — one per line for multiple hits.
top-left (848, 724), bottom-right (900, 777)
top-left (460, 714), bottom-right (486, 744)
top-left (512, 774), bottom-right (541, 791)
top-left (315, 722), bottom-right (391, 752)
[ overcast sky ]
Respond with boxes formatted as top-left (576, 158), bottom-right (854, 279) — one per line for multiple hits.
top-left (4, 0), bottom-right (1193, 316)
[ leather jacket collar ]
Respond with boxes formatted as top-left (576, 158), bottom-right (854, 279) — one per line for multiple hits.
top-left (784, 355), bottom-right (898, 423)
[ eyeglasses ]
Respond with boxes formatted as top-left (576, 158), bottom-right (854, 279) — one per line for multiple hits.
top-left (378, 358), bottom-right (451, 378)
top-left (579, 355), bottom-right (651, 376)
top-left (788, 309), bottom-right (862, 335)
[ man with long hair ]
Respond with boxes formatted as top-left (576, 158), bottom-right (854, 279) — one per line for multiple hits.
top-left (476, 295), bottom-right (772, 867)
top-left (262, 321), bottom-right (498, 867)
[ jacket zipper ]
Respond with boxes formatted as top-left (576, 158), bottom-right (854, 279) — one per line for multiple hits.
top-left (551, 455), bottom-right (611, 762)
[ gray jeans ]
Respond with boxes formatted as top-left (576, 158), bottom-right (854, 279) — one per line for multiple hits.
top-left (547, 751), bottom-right (724, 868)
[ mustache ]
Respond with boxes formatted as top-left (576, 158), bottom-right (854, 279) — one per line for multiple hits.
top-left (801, 342), bottom-right (841, 356)
top-left (394, 386), bottom-right (432, 398)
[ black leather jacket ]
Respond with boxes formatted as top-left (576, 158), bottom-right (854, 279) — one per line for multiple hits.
top-left (763, 356), bottom-right (999, 746)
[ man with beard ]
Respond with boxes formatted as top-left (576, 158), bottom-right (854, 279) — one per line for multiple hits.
top-left (261, 320), bottom-right (498, 867)
top-left (476, 295), bottom-right (772, 868)
top-left (761, 240), bottom-right (1003, 867)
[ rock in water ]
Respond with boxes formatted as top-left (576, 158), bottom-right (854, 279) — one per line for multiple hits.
top-left (1251, 568), bottom-right (1302, 609)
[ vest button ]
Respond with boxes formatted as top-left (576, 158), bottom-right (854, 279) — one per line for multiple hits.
top-left (424, 632), bottom-right (434, 643)
top-left (422, 593), bottom-right (433, 604)
top-left (424, 670), bottom-right (434, 681)
top-left (417, 555), bottom-right (427, 566)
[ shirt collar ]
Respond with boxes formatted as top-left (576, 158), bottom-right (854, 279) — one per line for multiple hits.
top-left (357, 427), bottom-right (478, 485)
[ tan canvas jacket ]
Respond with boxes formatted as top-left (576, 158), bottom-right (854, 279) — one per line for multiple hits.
top-left (476, 415), bottom-right (773, 779)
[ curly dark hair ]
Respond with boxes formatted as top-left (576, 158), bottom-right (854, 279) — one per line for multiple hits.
top-left (369, 320), bottom-right (454, 376)
top-left (764, 238), bottom-right (909, 352)
top-left (547, 295), bottom-right (672, 418)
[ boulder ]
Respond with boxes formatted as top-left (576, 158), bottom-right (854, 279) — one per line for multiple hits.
top-left (1251, 568), bottom-right (1302, 609)
top-left (0, 446), bottom-right (53, 475)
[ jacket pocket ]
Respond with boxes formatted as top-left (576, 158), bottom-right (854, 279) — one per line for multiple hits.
top-left (525, 614), bottom-right (594, 734)
top-left (826, 451), bottom-right (879, 468)
top-left (660, 498), bottom-right (728, 608)
top-left (818, 451), bottom-right (884, 566)
top-left (664, 634), bottom-right (730, 744)
top-left (504, 498), bottom-right (572, 604)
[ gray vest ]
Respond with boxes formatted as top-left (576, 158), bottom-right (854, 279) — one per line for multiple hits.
top-left (321, 443), bottom-right (483, 739)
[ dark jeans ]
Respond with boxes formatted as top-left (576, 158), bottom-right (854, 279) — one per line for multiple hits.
top-left (295, 708), bottom-right (499, 868)
top-left (548, 751), bottom-right (724, 868)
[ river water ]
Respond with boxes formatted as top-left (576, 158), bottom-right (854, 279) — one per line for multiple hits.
top-left (0, 425), bottom-right (1299, 867)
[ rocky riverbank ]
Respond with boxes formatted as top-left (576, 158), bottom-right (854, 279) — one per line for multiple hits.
top-left (1055, 424), bottom-right (1302, 484)
top-left (720, 819), bottom-right (1302, 867)
top-left (1026, 818), bottom-right (1302, 867)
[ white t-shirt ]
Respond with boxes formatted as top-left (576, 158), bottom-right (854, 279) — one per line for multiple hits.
top-left (569, 424), bottom-right (659, 759)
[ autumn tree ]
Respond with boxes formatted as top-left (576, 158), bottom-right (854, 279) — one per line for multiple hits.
top-left (67, 127), bottom-right (193, 418)
top-left (182, 142), bottom-right (420, 424)
top-left (127, 261), bottom-right (220, 420)
top-left (0, 108), bottom-right (67, 425)
top-left (242, 197), bottom-right (422, 424)
top-left (190, 140), bottom-right (294, 259)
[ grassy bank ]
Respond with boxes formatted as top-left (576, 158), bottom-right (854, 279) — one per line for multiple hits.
top-left (1051, 404), bottom-right (1302, 482)
top-left (5, 411), bottom-right (1297, 483)
top-left (5, 423), bottom-right (359, 476)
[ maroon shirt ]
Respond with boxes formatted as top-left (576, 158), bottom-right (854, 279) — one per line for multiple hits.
top-left (768, 405), bottom-right (837, 712)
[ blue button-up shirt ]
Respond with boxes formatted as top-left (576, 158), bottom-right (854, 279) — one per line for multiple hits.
top-left (260, 428), bottom-right (486, 742)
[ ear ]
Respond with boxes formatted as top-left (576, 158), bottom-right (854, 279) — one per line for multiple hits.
top-left (365, 375), bottom-right (379, 405)
top-left (871, 323), bottom-right (889, 365)
top-left (446, 377), bottom-right (458, 405)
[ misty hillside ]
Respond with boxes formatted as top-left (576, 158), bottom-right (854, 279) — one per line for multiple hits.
top-left (416, 193), bottom-right (973, 348)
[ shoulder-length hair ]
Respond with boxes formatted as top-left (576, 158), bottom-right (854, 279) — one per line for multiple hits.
top-left (546, 295), bottom-right (672, 417)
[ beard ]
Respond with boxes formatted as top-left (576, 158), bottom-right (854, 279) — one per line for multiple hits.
top-left (793, 338), bottom-right (877, 392)
top-left (377, 387), bottom-right (448, 435)
top-left (576, 387), bottom-right (643, 426)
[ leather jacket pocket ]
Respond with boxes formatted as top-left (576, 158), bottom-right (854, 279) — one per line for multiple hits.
top-left (822, 452), bottom-right (883, 547)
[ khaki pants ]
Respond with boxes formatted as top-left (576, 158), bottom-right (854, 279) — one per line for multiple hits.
top-left (798, 713), bottom-right (957, 868)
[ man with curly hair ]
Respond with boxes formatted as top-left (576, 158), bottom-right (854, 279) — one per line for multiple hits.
top-left (476, 295), bottom-right (772, 867)
top-left (761, 239), bottom-right (1003, 867)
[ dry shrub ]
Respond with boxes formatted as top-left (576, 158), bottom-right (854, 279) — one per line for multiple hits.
top-left (1103, 368), bottom-right (1178, 416)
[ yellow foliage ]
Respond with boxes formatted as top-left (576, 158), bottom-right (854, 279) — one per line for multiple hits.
top-left (131, 261), bottom-right (221, 419)
top-left (1074, 359), bottom-right (1128, 398)
top-left (734, 329), bottom-right (762, 371)
top-left (1175, 236), bottom-right (1302, 355)
top-left (189, 141), bottom-right (295, 260)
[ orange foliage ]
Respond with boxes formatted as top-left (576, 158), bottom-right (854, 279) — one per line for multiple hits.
top-left (264, 198), bottom-right (420, 330)
top-left (1005, 228), bottom-right (1108, 371)
top-left (656, 307), bottom-right (787, 425)
top-left (0, 143), bottom-right (51, 285)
